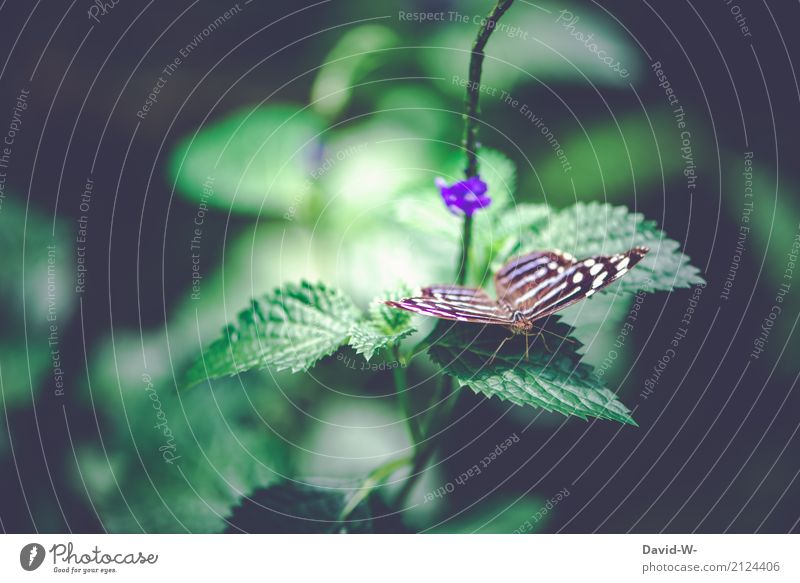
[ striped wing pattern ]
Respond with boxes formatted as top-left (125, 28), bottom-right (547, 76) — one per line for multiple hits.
top-left (496, 247), bottom-right (650, 322)
top-left (385, 247), bottom-right (649, 328)
top-left (495, 251), bottom-right (577, 307)
top-left (384, 286), bottom-right (513, 324)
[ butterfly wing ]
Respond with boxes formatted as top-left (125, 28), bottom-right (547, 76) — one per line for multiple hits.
top-left (496, 247), bottom-right (649, 322)
top-left (494, 250), bottom-right (578, 306)
top-left (384, 286), bottom-right (513, 325)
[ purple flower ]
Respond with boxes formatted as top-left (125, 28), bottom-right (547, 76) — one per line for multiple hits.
top-left (436, 176), bottom-right (491, 217)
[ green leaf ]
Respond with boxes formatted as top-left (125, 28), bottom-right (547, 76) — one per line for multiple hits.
top-left (348, 323), bottom-right (414, 361)
top-left (368, 286), bottom-right (414, 334)
top-left (495, 203), bottom-right (551, 240)
top-left (428, 322), bottom-right (636, 425)
top-left (168, 104), bottom-right (325, 216)
top-left (503, 202), bottom-right (705, 293)
top-left (311, 24), bottom-right (399, 119)
top-left (184, 281), bottom-right (360, 387)
top-left (348, 287), bottom-right (416, 360)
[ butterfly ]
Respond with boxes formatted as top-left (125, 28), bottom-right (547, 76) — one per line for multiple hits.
top-left (385, 247), bottom-right (649, 338)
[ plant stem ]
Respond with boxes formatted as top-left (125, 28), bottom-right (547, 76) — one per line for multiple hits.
top-left (396, 0), bottom-right (515, 511)
top-left (337, 456), bottom-right (413, 525)
top-left (392, 344), bottom-right (421, 447)
top-left (394, 384), bottom-right (461, 507)
top-left (394, 446), bottom-right (435, 507)
top-left (463, 0), bottom-right (516, 179)
top-left (458, 0), bottom-right (513, 284)
top-left (420, 375), bottom-right (445, 434)
top-left (456, 213), bottom-right (473, 285)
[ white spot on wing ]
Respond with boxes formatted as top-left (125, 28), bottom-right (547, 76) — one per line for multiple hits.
top-left (583, 258), bottom-right (596, 267)
top-left (589, 263), bottom-right (603, 276)
top-left (591, 272), bottom-right (607, 288)
top-left (572, 272), bottom-right (584, 283)
top-left (617, 257), bottom-right (630, 270)
top-left (514, 273), bottom-right (563, 305)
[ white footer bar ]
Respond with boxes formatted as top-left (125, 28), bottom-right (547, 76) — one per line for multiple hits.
top-left (0, 534), bottom-right (796, 581)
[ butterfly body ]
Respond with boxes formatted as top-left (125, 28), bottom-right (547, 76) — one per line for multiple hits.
top-left (385, 247), bottom-right (649, 334)
top-left (509, 310), bottom-right (537, 334)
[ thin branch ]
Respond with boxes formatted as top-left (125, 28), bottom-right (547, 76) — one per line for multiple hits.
top-left (398, 0), bottom-right (516, 510)
top-left (463, 0), bottom-right (516, 179)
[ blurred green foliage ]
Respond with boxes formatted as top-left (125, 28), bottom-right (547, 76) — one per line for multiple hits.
top-left (0, 198), bottom-right (74, 409)
top-left (533, 112), bottom-right (699, 204)
top-left (311, 24), bottom-right (400, 120)
top-left (725, 157), bottom-right (800, 374)
top-left (77, 324), bottom-right (319, 532)
top-left (169, 104), bottom-right (325, 216)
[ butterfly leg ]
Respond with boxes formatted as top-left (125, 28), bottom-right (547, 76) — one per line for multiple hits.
top-left (536, 331), bottom-right (552, 353)
top-left (488, 334), bottom-right (514, 365)
top-left (522, 330), bottom-right (556, 354)
top-left (525, 333), bottom-right (530, 360)
top-left (531, 326), bottom-right (575, 348)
